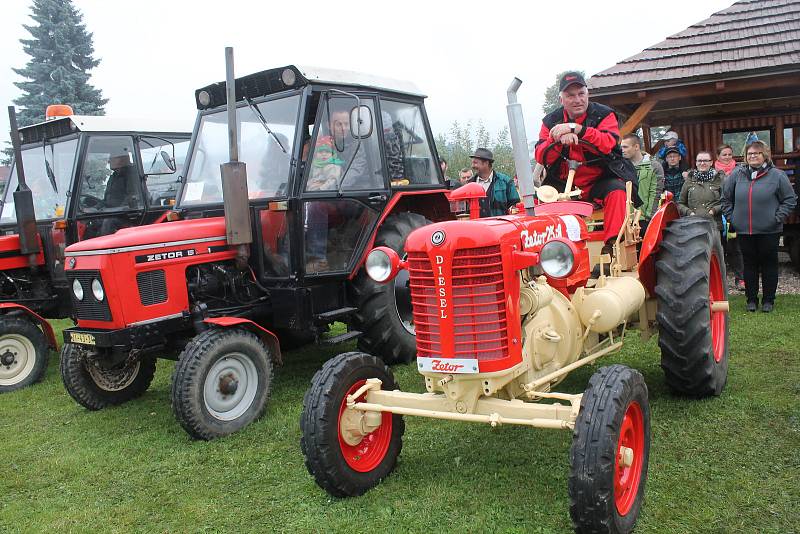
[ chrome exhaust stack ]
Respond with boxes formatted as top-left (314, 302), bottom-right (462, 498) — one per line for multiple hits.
top-left (506, 78), bottom-right (536, 216)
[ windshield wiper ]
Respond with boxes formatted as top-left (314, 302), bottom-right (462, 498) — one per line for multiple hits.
top-left (42, 141), bottom-right (58, 192)
top-left (244, 96), bottom-right (287, 154)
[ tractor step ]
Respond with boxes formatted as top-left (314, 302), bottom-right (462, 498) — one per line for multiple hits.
top-left (322, 330), bottom-right (362, 345)
top-left (315, 307), bottom-right (358, 321)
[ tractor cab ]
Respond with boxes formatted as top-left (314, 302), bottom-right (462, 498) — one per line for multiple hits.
top-left (175, 65), bottom-right (445, 278)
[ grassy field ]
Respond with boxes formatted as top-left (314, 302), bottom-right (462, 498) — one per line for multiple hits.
top-left (1, 295), bottom-right (799, 533)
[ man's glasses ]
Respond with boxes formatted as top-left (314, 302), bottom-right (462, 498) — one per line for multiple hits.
top-left (696, 159), bottom-right (712, 163)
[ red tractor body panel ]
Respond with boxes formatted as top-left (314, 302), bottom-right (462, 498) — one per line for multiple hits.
top-left (0, 302), bottom-right (57, 348)
top-left (404, 213), bottom-right (589, 374)
top-left (638, 202), bottom-right (680, 296)
top-left (0, 234), bottom-right (45, 270)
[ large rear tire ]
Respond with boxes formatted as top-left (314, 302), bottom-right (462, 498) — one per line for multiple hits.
top-left (350, 212), bottom-right (429, 365)
top-left (0, 316), bottom-right (50, 393)
top-left (171, 328), bottom-right (273, 440)
top-left (60, 343), bottom-right (156, 410)
top-left (569, 365), bottom-right (650, 534)
top-left (301, 351), bottom-right (404, 497)
top-left (655, 217), bottom-right (729, 397)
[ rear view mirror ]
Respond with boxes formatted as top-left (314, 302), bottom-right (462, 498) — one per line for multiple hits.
top-left (160, 150), bottom-right (177, 172)
top-left (350, 105), bottom-right (373, 139)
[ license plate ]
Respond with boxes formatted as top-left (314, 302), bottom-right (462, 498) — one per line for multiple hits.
top-left (417, 357), bottom-right (479, 374)
top-left (69, 332), bottom-right (96, 345)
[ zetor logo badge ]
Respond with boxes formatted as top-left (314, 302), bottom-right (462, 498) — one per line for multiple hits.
top-left (431, 359), bottom-right (463, 372)
top-left (418, 356), bottom-right (479, 374)
top-left (521, 224), bottom-right (563, 249)
top-left (431, 230), bottom-right (446, 246)
top-left (135, 248), bottom-right (196, 264)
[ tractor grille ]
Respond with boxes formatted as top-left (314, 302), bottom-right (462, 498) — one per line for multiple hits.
top-left (136, 270), bottom-right (167, 306)
top-left (67, 270), bottom-right (112, 321)
top-left (409, 245), bottom-right (508, 361)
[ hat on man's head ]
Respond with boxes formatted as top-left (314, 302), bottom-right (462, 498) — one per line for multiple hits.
top-left (470, 148), bottom-right (494, 162)
top-left (663, 131), bottom-right (679, 141)
top-left (558, 72), bottom-right (587, 92)
top-left (664, 146), bottom-right (681, 156)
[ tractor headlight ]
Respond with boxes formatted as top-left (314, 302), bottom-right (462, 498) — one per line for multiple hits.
top-left (540, 239), bottom-right (576, 279)
top-left (366, 246), bottom-right (403, 283)
top-left (91, 278), bottom-right (105, 301)
top-left (72, 279), bottom-right (84, 301)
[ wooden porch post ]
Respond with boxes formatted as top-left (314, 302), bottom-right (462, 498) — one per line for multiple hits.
top-left (619, 99), bottom-right (658, 137)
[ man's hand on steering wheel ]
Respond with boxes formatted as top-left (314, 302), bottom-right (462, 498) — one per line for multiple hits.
top-left (557, 133), bottom-right (579, 146)
top-left (549, 122), bottom-right (582, 139)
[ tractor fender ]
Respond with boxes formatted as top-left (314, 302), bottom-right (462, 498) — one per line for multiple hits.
top-left (202, 317), bottom-right (282, 365)
top-left (0, 303), bottom-right (57, 349)
top-left (351, 190), bottom-right (452, 277)
top-left (638, 202), bottom-right (680, 296)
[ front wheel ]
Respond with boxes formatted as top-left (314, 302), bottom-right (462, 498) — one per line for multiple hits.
top-left (0, 316), bottom-right (50, 393)
top-left (655, 217), bottom-right (729, 397)
top-left (301, 351), bottom-right (404, 497)
top-left (350, 212), bottom-right (430, 365)
top-left (171, 328), bottom-right (273, 440)
top-left (60, 343), bottom-right (156, 409)
top-left (569, 365), bottom-right (650, 534)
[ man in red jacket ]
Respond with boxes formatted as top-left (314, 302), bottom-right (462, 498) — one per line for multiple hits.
top-left (535, 72), bottom-right (636, 247)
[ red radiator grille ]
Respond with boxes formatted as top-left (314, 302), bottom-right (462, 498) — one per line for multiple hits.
top-left (408, 246), bottom-right (508, 361)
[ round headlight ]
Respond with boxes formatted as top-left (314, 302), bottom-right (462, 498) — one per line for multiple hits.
top-left (91, 279), bottom-right (104, 301)
top-left (281, 68), bottom-right (296, 86)
top-left (72, 279), bottom-right (84, 301)
top-left (540, 240), bottom-right (575, 278)
top-left (366, 249), bottom-right (392, 283)
top-left (197, 90), bottom-right (211, 107)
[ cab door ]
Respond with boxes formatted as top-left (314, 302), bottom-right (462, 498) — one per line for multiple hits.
top-left (72, 135), bottom-right (146, 241)
top-left (300, 93), bottom-right (386, 275)
top-left (138, 135), bottom-right (191, 223)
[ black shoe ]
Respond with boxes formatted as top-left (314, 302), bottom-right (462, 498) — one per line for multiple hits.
top-left (746, 301), bottom-right (758, 312)
top-left (761, 302), bottom-right (773, 313)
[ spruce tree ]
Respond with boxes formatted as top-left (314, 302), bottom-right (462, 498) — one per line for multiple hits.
top-left (13, 0), bottom-right (107, 127)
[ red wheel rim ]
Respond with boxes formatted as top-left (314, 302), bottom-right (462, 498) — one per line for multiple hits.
top-left (708, 254), bottom-right (725, 363)
top-left (338, 379), bottom-right (393, 472)
top-left (614, 401), bottom-right (645, 516)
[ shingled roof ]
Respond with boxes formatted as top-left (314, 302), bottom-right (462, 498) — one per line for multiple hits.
top-left (588, 0), bottom-right (800, 94)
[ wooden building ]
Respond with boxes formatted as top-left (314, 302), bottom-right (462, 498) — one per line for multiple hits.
top-left (588, 0), bottom-right (800, 170)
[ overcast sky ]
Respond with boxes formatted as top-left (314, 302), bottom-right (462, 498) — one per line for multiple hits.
top-left (1, 0), bottom-right (735, 148)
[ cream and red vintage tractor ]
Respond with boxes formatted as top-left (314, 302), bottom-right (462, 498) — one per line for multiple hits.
top-left (301, 79), bottom-right (730, 533)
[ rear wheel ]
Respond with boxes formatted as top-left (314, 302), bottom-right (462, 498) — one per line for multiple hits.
top-left (60, 343), bottom-right (156, 410)
top-left (350, 212), bottom-right (430, 365)
top-left (301, 351), bottom-right (404, 497)
top-left (0, 316), bottom-right (49, 393)
top-left (569, 365), bottom-right (650, 534)
top-left (655, 217), bottom-right (729, 397)
top-left (171, 328), bottom-right (273, 440)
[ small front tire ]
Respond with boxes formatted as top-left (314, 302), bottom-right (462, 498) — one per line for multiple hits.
top-left (569, 365), bottom-right (650, 534)
top-left (171, 328), bottom-right (273, 440)
top-left (0, 316), bottom-right (50, 393)
top-left (301, 351), bottom-right (404, 497)
top-left (60, 343), bottom-right (156, 410)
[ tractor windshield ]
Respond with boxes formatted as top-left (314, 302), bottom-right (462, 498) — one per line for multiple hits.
top-left (0, 138), bottom-right (78, 223)
top-left (180, 94), bottom-right (300, 206)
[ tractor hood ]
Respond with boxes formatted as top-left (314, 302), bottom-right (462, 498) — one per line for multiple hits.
top-left (66, 217), bottom-right (227, 254)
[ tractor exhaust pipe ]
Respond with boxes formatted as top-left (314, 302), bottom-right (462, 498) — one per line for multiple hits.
top-left (7, 106), bottom-right (40, 266)
top-left (220, 47), bottom-right (252, 263)
top-left (506, 78), bottom-right (536, 216)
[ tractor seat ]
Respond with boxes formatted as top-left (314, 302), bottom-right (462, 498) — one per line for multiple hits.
top-left (534, 200), bottom-right (594, 217)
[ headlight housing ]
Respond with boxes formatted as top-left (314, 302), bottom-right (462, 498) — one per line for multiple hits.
top-left (365, 246), bottom-right (403, 283)
top-left (91, 278), bottom-right (105, 301)
top-left (72, 278), bottom-right (84, 301)
top-left (539, 239), bottom-right (577, 279)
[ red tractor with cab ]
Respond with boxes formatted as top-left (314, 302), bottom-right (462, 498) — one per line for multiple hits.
top-left (300, 79), bottom-right (730, 533)
top-left (59, 57), bottom-right (453, 440)
top-left (0, 105), bottom-right (189, 392)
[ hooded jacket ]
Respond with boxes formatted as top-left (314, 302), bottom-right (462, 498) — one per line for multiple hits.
top-left (721, 164), bottom-right (797, 235)
top-left (678, 169), bottom-right (724, 220)
top-left (633, 152), bottom-right (664, 218)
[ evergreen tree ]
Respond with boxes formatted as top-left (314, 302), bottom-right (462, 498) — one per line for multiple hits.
top-left (13, 0), bottom-right (107, 127)
top-left (542, 69), bottom-right (585, 115)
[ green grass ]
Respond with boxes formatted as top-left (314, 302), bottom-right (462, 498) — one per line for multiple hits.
top-left (2, 297), bottom-right (799, 533)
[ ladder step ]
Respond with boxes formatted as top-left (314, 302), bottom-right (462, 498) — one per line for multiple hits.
top-left (322, 330), bottom-right (362, 345)
top-left (315, 307), bottom-right (358, 321)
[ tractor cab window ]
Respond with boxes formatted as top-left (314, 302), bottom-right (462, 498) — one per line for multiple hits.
top-left (77, 136), bottom-right (143, 213)
top-left (182, 94), bottom-right (300, 206)
top-left (0, 138), bottom-right (77, 223)
top-left (140, 136), bottom-right (190, 207)
top-left (379, 100), bottom-right (438, 185)
top-left (305, 96), bottom-right (383, 192)
top-left (304, 199), bottom-right (378, 273)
